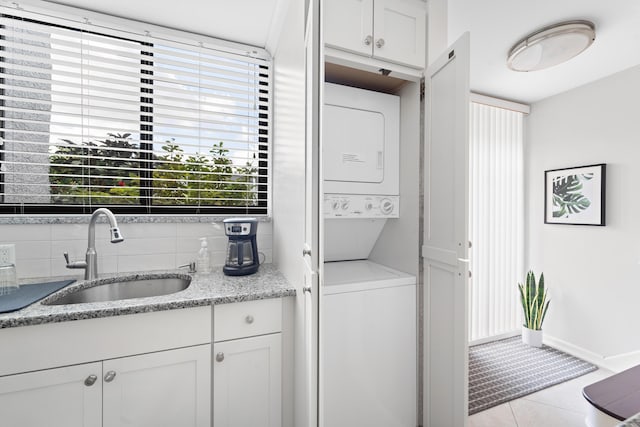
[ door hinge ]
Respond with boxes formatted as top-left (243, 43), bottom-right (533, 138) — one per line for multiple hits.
top-left (419, 80), bottom-right (425, 101)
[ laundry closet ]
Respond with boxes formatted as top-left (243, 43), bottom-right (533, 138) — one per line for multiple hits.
top-left (318, 0), bottom-right (426, 425)
top-left (321, 77), bottom-right (419, 425)
top-left (285, 0), bottom-right (471, 425)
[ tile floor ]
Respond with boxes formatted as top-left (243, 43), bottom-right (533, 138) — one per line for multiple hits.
top-left (469, 368), bottom-right (614, 427)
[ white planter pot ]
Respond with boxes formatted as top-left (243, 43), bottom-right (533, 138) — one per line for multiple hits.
top-left (522, 326), bottom-right (543, 347)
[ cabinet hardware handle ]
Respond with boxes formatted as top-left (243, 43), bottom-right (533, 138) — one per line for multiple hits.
top-left (303, 286), bottom-right (311, 294)
top-left (104, 371), bottom-right (117, 383)
top-left (302, 248), bottom-right (311, 256)
top-left (364, 35), bottom-right (373, 46)
top-left (376, 38), bottom-right (385, 48)
top-left (84, 375), bottom-right (97, 386)
top-left (216, 352), bottom-right (225, 362)
top-left (245, 315), bottom-right (254, 324)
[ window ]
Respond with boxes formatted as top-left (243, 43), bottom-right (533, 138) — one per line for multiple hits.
top-left (0, 9), bottom-right (270, 215)
top-left (468, 100), bottom-right (525, 343)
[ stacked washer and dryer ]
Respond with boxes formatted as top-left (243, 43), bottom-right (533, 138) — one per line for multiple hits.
top-left (322, 83), bottom-right (417, 427)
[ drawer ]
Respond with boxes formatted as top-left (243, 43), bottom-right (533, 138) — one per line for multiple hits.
top-left (214, 298), bottom-right (282, 342)
top-left (0, 306), bottom-right (211, 377)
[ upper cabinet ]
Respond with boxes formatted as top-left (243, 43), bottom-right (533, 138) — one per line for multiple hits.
top-left (324, 0), bottom-right (426, 69)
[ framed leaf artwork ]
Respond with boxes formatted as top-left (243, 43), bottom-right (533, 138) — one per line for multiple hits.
top-left (544, 164), bottom-right (606, 226)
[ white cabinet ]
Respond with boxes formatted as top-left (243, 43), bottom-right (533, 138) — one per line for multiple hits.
top-left (103, 345), bottom-right (211, 427)
top-left (0, 345), bottom-right (210, 427)
top-left (0, 362), bottom-right (102, 427)
top-left (213, 334), bottom-right (282, 427)
top-left (324, 0), bottom-right (426, 68)
top-left (0, 307), bottom-right (212, 427)
top-left (213, 298), bottom-right (283, 427)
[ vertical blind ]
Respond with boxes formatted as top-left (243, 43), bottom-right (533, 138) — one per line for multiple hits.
top-left (0, 8), bottom-right (270, 215)
top-left (469, 101), bottom-right (524, 342)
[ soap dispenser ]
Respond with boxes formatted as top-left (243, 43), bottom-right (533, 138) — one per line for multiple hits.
top-left (197, 237), bottom-right (211, 273)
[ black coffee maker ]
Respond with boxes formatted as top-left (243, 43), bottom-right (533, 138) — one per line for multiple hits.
top-left (223, 218), bottom-right (259, 276)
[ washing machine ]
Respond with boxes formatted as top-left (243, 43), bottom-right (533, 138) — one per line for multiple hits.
top-left (322, 260), bottom-right (416, 427)
top-left (321, 83), bottom-right (416, 426)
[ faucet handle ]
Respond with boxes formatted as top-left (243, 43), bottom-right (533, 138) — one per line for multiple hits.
top-left (178, 261), bottom-right (197, 274)
top-left (64, 252), bottom-right (87, 270)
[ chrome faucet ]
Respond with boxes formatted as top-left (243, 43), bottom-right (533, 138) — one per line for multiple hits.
top-left (64, 208), bottom-right (124, 280)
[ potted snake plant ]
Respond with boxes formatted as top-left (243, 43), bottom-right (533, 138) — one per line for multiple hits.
top-left (518, 271), bottom-right (550, 347)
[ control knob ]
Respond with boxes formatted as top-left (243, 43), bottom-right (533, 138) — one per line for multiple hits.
top-left (380, 198), bottom-right (394, 215)
top-left (341, 200), bottom-right (350, 210)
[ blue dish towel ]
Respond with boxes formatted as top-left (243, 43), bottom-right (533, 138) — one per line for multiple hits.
top-left (0, 280), bottom-right (76, 313)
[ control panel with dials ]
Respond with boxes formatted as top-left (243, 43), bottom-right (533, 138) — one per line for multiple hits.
top-left (323, 194), bottom-right (399, 218)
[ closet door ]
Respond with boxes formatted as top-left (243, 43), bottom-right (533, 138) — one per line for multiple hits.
top-left (422, 33), bottom-right (470, 427)
top-left (302, 0), bottom-right (322, 426)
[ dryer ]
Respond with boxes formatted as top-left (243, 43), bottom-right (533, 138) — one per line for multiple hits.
top-left (323, 83), bottom-right (400, 262)
top-left (323, 82), bottom-right (400, 196)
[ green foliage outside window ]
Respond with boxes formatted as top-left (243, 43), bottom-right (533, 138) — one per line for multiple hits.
top-left (49, 133), bottom-right (258, 207)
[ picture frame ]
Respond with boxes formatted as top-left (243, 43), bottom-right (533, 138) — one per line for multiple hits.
top-left (544, 163), bottom-right (606, 226)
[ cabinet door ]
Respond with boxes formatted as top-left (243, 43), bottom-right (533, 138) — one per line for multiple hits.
top-left (214, 334), bottom-right (282, 427)
top-left (323, 0), bottom-right (373, 56)
top-left (423, 33), bottom-right (470, 427)
top-left (103, 344), bottom-right (211, 427)
top-left (0, 362), bottom-right (102, 427)
top-left (304, 1), bottom-right (321, 425)
top-left (373, 0), bottom-right (426, 67)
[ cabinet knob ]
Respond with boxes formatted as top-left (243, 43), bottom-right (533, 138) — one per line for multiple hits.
top-left (84, 375), bottom-right (98, 386)
top-left (104, 371), bottom-right (117, 383)
top-left (245, 315), bottom-right (255, 324)
top-left (216, 352), bottom-right (225, 362)
top-left (376, 38), bottom-right (385, 48)
top-left (364, 35), bottom-right (373, 46)
top-left (302, 248), bottom-right (312, 257)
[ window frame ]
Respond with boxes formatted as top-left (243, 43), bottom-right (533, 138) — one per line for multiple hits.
top-left (0, 6), bottom-right (272, 217)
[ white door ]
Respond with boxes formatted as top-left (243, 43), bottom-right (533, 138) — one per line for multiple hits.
top-left (0, 362), bottom-right (102, 427)
top-left (213, 334), bottom-right (282, 427)
top-left (373, 0), bottom-right (426, 67)
top-left (422, 33), bottom-right (470, 427)
top-left (302, 0), bottom-right (322, 426)
top-left (102, 345), bottom-right (211, 427)
top-left (323, 0), bottom-right (373, 57)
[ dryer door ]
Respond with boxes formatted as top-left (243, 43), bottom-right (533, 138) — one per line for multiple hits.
top-left (323, 104), bottom-right (384, 184)
top-left (323, 83), bottom-right (399, 195)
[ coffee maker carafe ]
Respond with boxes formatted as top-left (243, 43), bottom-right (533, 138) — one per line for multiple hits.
top-left (223, 218), bottom-right (259, 276)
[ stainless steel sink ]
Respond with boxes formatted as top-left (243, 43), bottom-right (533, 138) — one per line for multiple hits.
top-left (43, 274), bottom-right (191, 305)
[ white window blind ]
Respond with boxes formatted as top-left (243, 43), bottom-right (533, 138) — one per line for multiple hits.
top-left (0, 9), bottom-right (270, 215)
top-left (469, 101), bottom-right (524, 343)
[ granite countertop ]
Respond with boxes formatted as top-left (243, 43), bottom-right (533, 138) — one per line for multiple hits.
top-left (0, 264), bottom-right (295, 329)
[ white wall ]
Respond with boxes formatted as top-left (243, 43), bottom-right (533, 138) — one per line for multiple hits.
top-left (271, 0), bottom-right (306, 426)
top-left (369, 81), bottom-right (421, 278)
top-left (526, 65), bottom-right (640, 370)
top-left (0, 221), bottom-right (272, 280)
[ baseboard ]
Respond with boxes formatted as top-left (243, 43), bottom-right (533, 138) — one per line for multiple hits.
top-left (469, 330), bottom-right (520, 346)
top-left (543, 334), bottom-right (640, 373)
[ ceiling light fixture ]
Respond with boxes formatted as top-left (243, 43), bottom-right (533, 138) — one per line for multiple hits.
top-left (507, 20), bottom-right (596, 72)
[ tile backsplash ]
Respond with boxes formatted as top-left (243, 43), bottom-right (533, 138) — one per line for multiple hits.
top-left (0, 221), bottom-right (272, 279)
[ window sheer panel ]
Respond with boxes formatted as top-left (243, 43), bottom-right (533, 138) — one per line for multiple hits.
top-left (0, 9), bottom-right (270, 215)
top-left (469, 102), bottom-right (524, 343)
